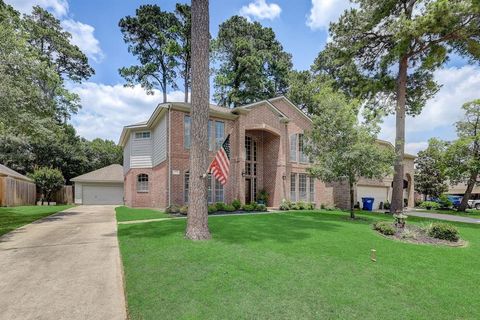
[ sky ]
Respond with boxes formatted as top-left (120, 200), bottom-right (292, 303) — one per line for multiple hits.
top-left (5, 0), bottom-right (480, 155)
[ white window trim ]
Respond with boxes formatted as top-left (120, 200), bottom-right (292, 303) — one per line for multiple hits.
top-left (134, 131), bottom-right (151, 140)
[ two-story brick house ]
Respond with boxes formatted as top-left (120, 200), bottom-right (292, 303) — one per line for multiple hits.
top-left (119, 96), bottom-right (415, 209)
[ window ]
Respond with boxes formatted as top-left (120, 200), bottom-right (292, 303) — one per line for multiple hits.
top-left (208, 120), bottom-right (214, 151)
top-left (137, 174), bottom-right (149, 193)
top-left (290, 173), bottom-right (297, 201)
top-left (290, 134), bottom-right (297, 161)
top-left (309, 176), bottom-right (315, 202)
top-left (184, 115), bottom-right (191, 149)
top-left (299, 174), bottom-right (307, 201)
top-left (253, 178), bottom-right (257, 202)
top-left (184, 172), bottom-right (190, 203)
top-left (135, 131), bottom-right (150, 139)
top-left (215, 121), bottom-right (224, 149)
top-left (215, 178), bottom-right (224, 202)
top-left (299, 134), bottom-right (309, 163)
top-left (245, 136), bottom-right (252, 161)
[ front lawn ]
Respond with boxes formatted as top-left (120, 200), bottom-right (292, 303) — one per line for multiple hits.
top-left (116, 206), bottom-right (170, 222)
top-left (118, 211), bottom-right (480, 319)
top-left (415, 208), bottom-right (480, 219)
top-left (0, 205), bottom-right (73, 236)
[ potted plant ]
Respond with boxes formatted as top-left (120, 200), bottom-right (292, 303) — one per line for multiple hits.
top-left (256, 189), bottom-right (269, 205)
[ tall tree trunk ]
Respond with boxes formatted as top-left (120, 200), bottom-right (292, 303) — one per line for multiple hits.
top-left (391, 55), bottom-right (408, 214)
top-left (185, 0), bottom-right (211, 240)
top-left (458, 171), bottom-right (477, 212)
top-left (349, 180), bottom-right (355, 219)
top-left (162, 78), bottom-right (167, 103)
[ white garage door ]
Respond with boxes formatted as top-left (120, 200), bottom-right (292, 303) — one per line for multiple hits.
top-left (357, 185), bottom-right (389, 210)
top-left (82, 184), bottom-right (124, 205)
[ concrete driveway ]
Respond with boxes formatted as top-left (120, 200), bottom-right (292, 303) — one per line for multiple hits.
top-left (0, 205), bottom-right (126, 320)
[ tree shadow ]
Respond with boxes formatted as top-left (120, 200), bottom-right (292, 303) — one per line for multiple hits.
top-left (117, 211), bottom-right (373, 245)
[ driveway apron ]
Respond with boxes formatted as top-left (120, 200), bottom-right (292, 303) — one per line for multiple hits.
top-left (0, 205), bottom-right (126, 320)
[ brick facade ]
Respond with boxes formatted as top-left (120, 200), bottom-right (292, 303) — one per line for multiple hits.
top-left (121, 97), bottom-right (413, 209)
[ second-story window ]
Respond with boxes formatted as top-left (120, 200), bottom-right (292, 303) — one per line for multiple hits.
top-left (184, 115), bottom-right (191, 149)
top-left (215, 121), bottom-right (225, 149)
top-left (290, 134), bottom-right (297, 161)
top-left (135, 131), bottom-right (151, 139)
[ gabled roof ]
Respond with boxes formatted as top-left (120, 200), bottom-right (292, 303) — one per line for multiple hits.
top-left (0, 164), bottom-right (32, 182)
top-left (71, 164), bottom-right (124, 183)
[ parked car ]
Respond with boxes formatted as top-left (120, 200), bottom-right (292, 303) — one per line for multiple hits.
top-left (430, 195), bottom-right (463, 208)
top-left (468, 199), bottom-right (480, 210)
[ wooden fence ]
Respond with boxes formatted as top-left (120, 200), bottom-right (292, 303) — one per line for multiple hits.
top-left (0, 176), bottom-right (36, 206)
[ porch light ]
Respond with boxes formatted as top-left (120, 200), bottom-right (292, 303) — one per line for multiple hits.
top-left (241, 170), bottom-right (246, 177)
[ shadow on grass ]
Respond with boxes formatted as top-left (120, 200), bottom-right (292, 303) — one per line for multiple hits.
top-left (118, 211), bottom-right (379, 245)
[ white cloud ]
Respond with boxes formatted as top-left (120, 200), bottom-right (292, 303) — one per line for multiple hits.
top-left (405, 141), bottom-right (428, 155)
top-left (70, 83), bottom-right (186, 142)
top-left (61, 19), bottom-right (104, 62)
top-left (5, 0), bottom-right (103, 62)
top-left (239, 0), bottom-right (281, 20)
top-left (306, 0), bottom-right (352, 30)
top-left (5, 0), bottom-right (68, 17)
top-left (379, 65), bottom-right (480, 155)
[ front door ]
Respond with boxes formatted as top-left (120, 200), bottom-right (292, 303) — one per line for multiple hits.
top-left (245, 178), bottom-right (252, 204)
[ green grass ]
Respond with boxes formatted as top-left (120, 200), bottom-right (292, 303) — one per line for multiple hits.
top-left (0, 205), bottom-right (73, 236)
top-left (115, 206), bottom-right (170, 222)
top-left (415, 208), bottom-right (480, 219)
top-left (118, 210), bottom-right (480, 319)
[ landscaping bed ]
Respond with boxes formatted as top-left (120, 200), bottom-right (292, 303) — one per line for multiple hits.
top-left (373, 220), bottom-right (466, 247)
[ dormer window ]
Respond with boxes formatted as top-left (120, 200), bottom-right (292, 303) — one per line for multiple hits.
top-left (135, 131), bottom-right (151, 139)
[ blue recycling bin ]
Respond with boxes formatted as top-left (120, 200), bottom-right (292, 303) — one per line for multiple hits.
top-left (362, 197), bottom-right (374, 211)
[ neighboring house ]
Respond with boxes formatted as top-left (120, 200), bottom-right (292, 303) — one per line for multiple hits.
top-left (0, 164), bottom-right (36, 206)
top-left (71, 164), bottom-right (124, 205)
top-left (446, 183), bottom-right (480, 200)
top-left (119, 96), bottom-right (415, 209)
top-left (331, 141), bottom-right (416, 210)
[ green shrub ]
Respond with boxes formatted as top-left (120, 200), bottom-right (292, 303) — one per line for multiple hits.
top-left (256, 189), bottom-right (269, 204)
top-left (208, 204), bottom-right (218, 214)
top-left (215, 202), bottom-right (227, 211)
top-left (420, 201), bottom-right (440, 210)
top-left (306, 202), bottom-right (315, 210)
top-left (166, 204), bottom-right (180, 214)
top-left (296, 201), bottom-right (306, 210)
top-left (279, 199), bottom-right (290, 210)
top-left (179, 205), bottom-right (188, 215)
top-left (438, 194), bottom-right (453, 209)
top-left (224, 204), bottom-right (236, 212)
top-left (242, 204), bottom-right (255, 211)
top-left (383, 201), bottom-right (391, 210)
top-left (320, 203), bottom-right (326, 210)
top-left (231, 199), bottom-right (241, 210)
top-left (414, 199), bottom-right (423, 207)
top-left (256, 204), bottom-right (267, 211)
top-left (428, 223), bottom-right (459, 242)
top-left (373, 221), bottom-right (396, 236)
top-left (249, 202), bottom-right (258, 210)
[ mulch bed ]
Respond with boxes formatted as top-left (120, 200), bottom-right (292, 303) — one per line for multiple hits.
top-left (376, 224), bottom-right (467, 247)
top-left (170, 210), bottom-right (268, 218)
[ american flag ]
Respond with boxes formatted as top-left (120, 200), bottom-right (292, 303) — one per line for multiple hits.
top-left (208, 134), bottom-right (231, 185)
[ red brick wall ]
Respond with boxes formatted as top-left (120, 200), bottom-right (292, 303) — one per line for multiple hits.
top-left (124, 162), bottom-right (168, 208)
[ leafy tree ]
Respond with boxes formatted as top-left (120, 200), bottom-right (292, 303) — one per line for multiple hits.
top-left (307, 86), bottom-right (395, 219)
top-left (119, 5), bottom-right (178, 103)
top-left (172, 3), bottom-right (192, 102)
top-left (314, 0), bottom-right (480, 213)
top-left (83, 138), bottom-right (123, 170)
top-left (186, 0), bottom-right (211, 240)
top-left (24, 6), bottom-right (92, 122)
top-left (212, 15), bottom-right (292, 107)
top-left (444, 99), bottom-right (480, 211)
top-left (414, 138), bottom-right (448, 200)
top-left (286, 70), bottom-right (325, 114)
top-left (29, 167), bottom-right (65, 205)
top-left (0, 2), bottom-right (59, 136)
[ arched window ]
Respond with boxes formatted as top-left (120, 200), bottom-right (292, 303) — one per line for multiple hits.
top-left (137, 174), bottom-right (149, 193)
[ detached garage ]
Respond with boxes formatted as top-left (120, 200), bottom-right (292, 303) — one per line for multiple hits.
top-left (71, 164), bottom-right (124, 205)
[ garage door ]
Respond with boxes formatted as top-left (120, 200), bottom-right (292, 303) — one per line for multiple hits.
top-left (82, 184), bottom-right (124, 205)
top-left (357, 185), bottom-right (389, 210)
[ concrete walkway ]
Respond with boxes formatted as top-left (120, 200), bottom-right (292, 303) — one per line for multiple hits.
top-left (0, 206), bottom-right (126, 320)
top-left (407, 210), bottom-right (480, 224)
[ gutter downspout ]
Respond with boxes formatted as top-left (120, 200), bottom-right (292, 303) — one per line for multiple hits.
top-left (167, 104), bottom-right (172, 207)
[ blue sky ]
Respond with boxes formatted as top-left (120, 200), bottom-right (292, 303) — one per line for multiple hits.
top-left (6, 0), bottom-right (480, 154)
